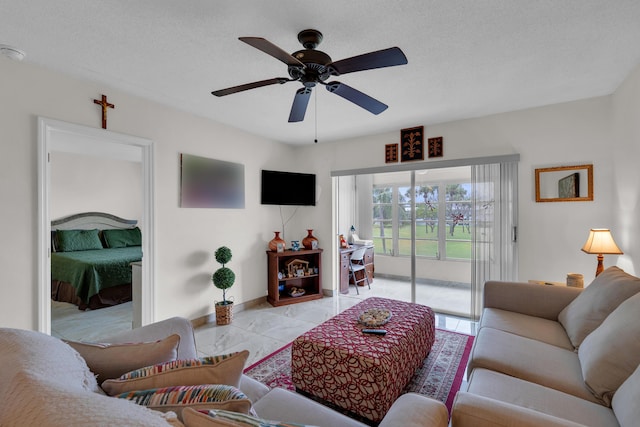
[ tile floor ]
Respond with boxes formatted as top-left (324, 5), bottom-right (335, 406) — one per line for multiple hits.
top-left (52, 277), bottom-right (477, 366)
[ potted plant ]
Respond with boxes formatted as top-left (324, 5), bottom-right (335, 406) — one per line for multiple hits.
top-left (212, 246), bottom-right (235, 325)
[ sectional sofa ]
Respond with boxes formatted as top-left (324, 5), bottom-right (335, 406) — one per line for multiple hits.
top-left (0, 315), bottom-right (448, 426)
top-left (451, 266), bottom-right (640, 427)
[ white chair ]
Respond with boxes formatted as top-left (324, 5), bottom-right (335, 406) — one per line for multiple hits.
top-left (349, 247), bottom-right (371, 294)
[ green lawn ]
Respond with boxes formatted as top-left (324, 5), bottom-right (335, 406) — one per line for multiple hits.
top-left (372, 224), bottom-right (472, 259)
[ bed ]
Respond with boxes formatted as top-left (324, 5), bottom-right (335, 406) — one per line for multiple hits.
top-left (51, 212), bottom-right (142, 310)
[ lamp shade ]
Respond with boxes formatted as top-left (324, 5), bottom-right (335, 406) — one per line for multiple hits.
top-left (581, 229), bottom-right (623, 255)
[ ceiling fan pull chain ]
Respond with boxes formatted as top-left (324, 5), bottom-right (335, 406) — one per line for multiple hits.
top-left (314, 90), bottom-right (318, 143)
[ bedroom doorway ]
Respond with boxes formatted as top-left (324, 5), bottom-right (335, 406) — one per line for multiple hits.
top-left (37, 118), bottom-right (156, 335)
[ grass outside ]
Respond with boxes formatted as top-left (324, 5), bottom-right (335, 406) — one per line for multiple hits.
top-left (373, 224), bottom-right (472, 259)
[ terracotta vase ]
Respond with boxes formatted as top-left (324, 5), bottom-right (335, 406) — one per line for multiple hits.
top-left (268, 231), bottom-right (286, 252)
top-left (302, 229), bottom-right (318, 250)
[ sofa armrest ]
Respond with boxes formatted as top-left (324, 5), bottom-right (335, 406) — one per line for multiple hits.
top-left (451, 392), bottom-right (585, 427)
top-left (483, 281), bottom-right (582, 320)
top-left (102, 316), bottom-right (198, 360)
top-left (379, 393), bottom-right (448, 427)
top-left (239, 374), bottom-right (270, 404)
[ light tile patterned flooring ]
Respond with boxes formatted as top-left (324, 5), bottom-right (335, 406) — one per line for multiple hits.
top-left (52, 277), bottom-right (477, 367)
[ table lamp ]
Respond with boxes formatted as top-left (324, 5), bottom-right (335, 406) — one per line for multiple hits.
top-left (581, 229), bottom-right (623, 276)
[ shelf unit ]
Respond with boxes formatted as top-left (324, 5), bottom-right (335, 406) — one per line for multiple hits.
top-left (267, 248), bottom-right (323, 306)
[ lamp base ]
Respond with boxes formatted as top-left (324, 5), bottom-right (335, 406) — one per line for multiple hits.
top-left (595, 254), bottom-right (604, 277)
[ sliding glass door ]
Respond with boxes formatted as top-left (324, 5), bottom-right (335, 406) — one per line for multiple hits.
top-left (334, 155), bottom-right (518, 319)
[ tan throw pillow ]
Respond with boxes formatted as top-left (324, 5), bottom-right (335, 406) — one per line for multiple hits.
top-left (612, 363), bottom-right (640, 427)
top-left (578, 292), bottom-right (640, 406)
top-left (117, 384), bottom-right (252, 420)
top-left (66, 334), bottom-right (180, 384)
top-left (558, 266), bottom-right (640, 348)
top-left (102, 350), bottom-right (249, 396)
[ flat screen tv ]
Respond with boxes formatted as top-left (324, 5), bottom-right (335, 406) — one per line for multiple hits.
top-left (261, 169), bottom-right (316, 206)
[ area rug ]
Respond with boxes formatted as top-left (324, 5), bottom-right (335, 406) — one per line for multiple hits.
top-left (244, 328), bottom-right (474, 415)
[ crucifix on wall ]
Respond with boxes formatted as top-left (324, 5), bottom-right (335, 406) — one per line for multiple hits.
top-left (93, 94), bottom-right (114, 129)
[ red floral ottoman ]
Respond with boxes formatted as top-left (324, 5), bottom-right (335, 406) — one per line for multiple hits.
top-left (291, 297), bottom-right (435, 423)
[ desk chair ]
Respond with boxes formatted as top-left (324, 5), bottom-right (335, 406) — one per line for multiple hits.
top-left (349, 247), bottom-right (371, 295)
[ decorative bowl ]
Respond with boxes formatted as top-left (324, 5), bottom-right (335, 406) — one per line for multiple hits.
top-left (358, 308), bottom-right (392, 327)
top-left (288, 287), bottom-right (306, 297)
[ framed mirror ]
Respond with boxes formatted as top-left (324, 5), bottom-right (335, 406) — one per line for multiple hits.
top-left (535, 164), bottom-right (593, 202)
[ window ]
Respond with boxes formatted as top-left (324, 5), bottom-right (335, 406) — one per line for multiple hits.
top-left (372, 180), bottom-right (471, 260)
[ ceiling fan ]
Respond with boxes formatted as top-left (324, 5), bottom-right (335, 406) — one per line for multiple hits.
top-left (212, 29), bottom-right (408, 122)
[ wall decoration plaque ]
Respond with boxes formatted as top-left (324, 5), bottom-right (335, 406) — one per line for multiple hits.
top-left (401, 126), bottom-right (424, 162)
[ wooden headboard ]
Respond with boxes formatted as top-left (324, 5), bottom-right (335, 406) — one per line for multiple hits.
top-left (51, 212), bottom-right (137, 231)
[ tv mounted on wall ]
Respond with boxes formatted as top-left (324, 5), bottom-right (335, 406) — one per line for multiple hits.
top-left (261, 169), bottom-right (316, 206)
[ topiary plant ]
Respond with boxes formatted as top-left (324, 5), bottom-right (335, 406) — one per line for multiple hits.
top-left (212, 246), bottom-right (235, 306)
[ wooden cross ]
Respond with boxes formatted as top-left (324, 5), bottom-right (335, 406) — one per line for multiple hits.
top-left (93, 94), bottom-right (114, 129)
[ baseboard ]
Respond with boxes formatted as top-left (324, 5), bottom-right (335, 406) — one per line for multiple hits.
top-left (322, 288), bottom-right (334, 297)
top-left (191, 296), bottom-right (267, 328)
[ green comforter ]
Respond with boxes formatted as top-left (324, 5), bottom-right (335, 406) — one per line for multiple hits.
top-left (51, 246), bottom-right (142, 303)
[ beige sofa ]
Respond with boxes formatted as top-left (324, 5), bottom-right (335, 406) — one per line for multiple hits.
top-left (0, 315), bottom-right (448, 427)
top-left (451, 266), bottom-right (640, 427)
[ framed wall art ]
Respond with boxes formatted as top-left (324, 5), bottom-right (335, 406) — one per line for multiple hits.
top-left (535, 164), bottom-right (593, 202)
top-left (401, 126), bottom-right (424, 162)
top-left (180, 153), bottom-right (245, 208)
top-left (385, 143), bottom-right (398, 163)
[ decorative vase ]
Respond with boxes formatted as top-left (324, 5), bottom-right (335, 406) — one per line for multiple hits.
top-left (268, 231), bottom-right (286, 252)
top-left (302, 229), bottom-right (319, 249)
top-left (215, 301), bottom-right (233, 325)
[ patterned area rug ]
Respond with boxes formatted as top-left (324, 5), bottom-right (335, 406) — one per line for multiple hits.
top-left (244, 328), bottom-right (474, 416)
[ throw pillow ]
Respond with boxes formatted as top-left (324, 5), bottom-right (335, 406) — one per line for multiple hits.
top-left (65, 334), bottom-right (180, 384)
top-left (103, 227), bottom-right (142, 248)
top-left (56, 229), bottom-right (104, 252)
top-left (117, 384), bottom-right (252, 419)
top-left (102, 350), bottom-right (249, 396)
top-left (578, 292), bottom-right (640, 406)
top-left (558, 266), bottom-right (640, 348)
top-left (182, 408), bottom-right (309, 427)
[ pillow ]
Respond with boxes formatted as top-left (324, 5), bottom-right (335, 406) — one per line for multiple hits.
top-left (65, 334), bottom-right (180, 384)
top-left (182, 408), bottom-right (310, 427)
top-left (117, 384), bottom-right (252, 419)
top-left (578, 292), bottom-right (640, 406)
top-left (612, 362), bottom-right (640, 427)
top-left (56, 229), bottom-right (103, 252)
top-left (103, 227), bottom-right (142, 248)
top-left (102, 350), bottom-right (249, 396)
top-left (558, 266), bottom-right (640, 348)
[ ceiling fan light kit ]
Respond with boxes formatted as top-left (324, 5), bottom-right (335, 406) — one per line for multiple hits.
top-left (212, 29), bottom-right (407, 123)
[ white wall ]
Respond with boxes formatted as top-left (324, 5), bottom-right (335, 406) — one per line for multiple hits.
top-left (1, 54), bottom-right (636, 331)
top-left (51, 152), bottom-right (142, 221)
top-left (611, 63), bottom-right (640, 276)
top-left (298, 96), bottom-right (615, 286)
top-left (0, 57), bottom-right (298, 330)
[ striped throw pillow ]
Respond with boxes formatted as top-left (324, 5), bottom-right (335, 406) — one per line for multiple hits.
top-left (102, 351), bottom-right (249, 395)
top-left (117, 384), bottom-right (252, 418)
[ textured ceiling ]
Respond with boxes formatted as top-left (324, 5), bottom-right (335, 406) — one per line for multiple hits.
top-left (2, 0), bottom-right (640, 144)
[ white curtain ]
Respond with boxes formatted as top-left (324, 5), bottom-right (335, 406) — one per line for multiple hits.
top-left (471, 161), bottom-right (518, 319)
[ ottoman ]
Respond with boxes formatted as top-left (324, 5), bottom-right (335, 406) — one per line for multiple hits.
top-left (291, 297), bottom-right (435, 423)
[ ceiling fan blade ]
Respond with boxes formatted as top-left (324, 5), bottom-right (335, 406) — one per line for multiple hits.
top-left (325, 82), bottom-right (388, 115)
top-left (239, 37), bottom-right (304, 68)
top-left (288, 87), bottom-right (313, 122)
top-left (328, 47), bottom-right (408, 76)
top-left (212, 77), bottom-right (290, 97)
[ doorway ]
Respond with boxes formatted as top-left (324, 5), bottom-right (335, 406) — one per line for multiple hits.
top-left (37, 118), bottom-right (156, 334)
